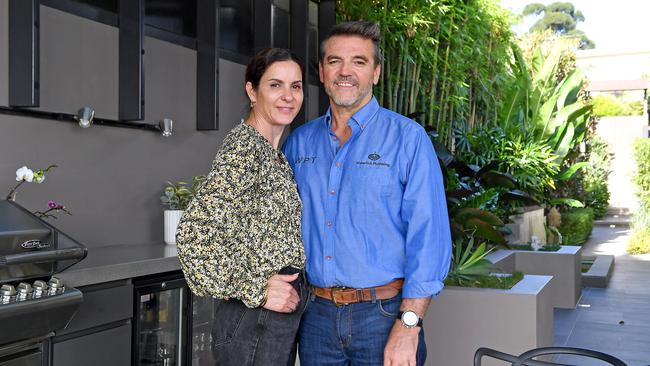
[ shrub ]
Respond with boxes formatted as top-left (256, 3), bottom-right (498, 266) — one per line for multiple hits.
top-left (558, 207), bottom-right (594, 245)
top-left (592, 94), bottom-right (644, 117)
top-left (633, 139), bottom-right (650, 210)
top-left (582, 135), bottom-right (612, 219)
top-left (627, 229), bottom-right (650, 255)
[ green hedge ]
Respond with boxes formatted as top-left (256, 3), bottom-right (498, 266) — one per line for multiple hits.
top-left (628, 229), bottom-right (650, 255)
top-left (559, 207), bottom-right (594, 245)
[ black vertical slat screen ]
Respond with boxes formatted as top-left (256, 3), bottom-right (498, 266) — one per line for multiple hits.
top-left (196, 0), bottom-right (220, 130)
top-left (9, 0), bottom-right (40, 107)
top-left (118, 0), bottom-right (145, 121)
top-left (318, 0), bottom-right (335, 115)
top-left (290, 0), bottom-right (308, 127)
top-left (253, 0), bottom-right (272, 52)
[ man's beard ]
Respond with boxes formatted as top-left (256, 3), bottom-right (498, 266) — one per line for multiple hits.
top-left (325, 77), bottom-right (373, 108)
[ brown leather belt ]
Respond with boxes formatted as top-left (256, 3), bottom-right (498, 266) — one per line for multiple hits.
top-left (313, 279), bottom-right (403, 306)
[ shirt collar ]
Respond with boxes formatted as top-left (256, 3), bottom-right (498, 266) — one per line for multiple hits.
top-left (324, 96), bottom-right (380, 130)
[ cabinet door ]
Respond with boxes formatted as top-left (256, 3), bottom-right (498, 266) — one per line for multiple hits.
top-left (135, 284), bottom-right (186, 366)
top-left (52, 324), bottom-right (131, 366)
top-left (189, 296), bottom-right (216, 365)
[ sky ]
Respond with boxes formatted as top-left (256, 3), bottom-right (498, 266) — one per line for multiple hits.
top-left (499, 0), bottom-right (650, 52)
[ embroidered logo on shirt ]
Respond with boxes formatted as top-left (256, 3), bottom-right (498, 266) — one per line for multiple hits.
top-left (295, 156), bottom-right (317, 164)
top-left (356, 152), bottom-right (391, 168)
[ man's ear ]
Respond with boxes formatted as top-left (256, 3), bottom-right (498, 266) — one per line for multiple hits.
top-left (319, 62), bottom-right (324, 84)
top-left (373, 63), bottom-right (381, 85)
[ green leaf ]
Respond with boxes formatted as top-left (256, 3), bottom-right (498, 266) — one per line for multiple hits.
top-left (478, 170), bottom-right (517, 189)
top-left (455, 208), bottom-right (504, 226)
top-left (549, 198), bottom-right (584, 208)
top-left (463, 218), bottom-right (507, 244)
top-left (557, 162), bottom-right (589, 181)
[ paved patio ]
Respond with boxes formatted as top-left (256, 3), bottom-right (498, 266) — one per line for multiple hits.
top-left (554, 222), bottom-right (650, 365)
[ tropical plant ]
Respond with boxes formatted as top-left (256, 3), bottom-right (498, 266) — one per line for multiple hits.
top-left (628, 139), bottom-right (650, 254)
top-left (558, 207), bottom-right (594, 245)
top-left (553, 135), bottom-right (611, 218)
top-left (336, 0), bottom-right (517, 148)
top-left (161, 175), bottom-right (207, 210)
top-left (446, 236), bottom-right (493, 285)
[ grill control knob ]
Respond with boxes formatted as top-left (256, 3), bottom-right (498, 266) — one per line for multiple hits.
top-left (32, 280), bottom-right (48, 298)
top-left (48, 277), bottom-right (65, 295)
top-left (16, 282), bottom-right (33, 301)
top-left (1, 284), bottom-right (17, 304)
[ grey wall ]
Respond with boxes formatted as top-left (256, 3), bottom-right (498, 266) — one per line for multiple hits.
top-left (0, 2), bottom-right (255, 247)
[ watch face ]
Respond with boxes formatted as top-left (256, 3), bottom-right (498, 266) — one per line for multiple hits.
top-left (402, 311), bottom-right (419, 327)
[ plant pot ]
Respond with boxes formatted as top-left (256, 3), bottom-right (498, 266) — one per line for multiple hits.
top-left (164, 210), bottom-right (183, 245)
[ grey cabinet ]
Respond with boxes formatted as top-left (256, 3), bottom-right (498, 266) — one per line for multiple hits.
top-left (51, 281), bottom-right (133, 366)
top-left (52, 324), bottom-right (131, 366)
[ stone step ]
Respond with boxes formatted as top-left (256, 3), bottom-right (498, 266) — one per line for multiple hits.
top-left (594, 214), bottom-right (632, 227)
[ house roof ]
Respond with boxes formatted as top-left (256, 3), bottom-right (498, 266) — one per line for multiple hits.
top-left (585, 79), bottom-right (649, 92)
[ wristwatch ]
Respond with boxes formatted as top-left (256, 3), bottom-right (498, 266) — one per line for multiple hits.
top-left (398, 310), bottom-right (423, 328)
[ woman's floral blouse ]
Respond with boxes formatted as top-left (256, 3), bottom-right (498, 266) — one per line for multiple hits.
top-left (176, 122), bottom-right (305, 308)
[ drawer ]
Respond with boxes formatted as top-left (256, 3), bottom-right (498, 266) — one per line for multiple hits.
top-left (58, 281), bottom-right (133, 336)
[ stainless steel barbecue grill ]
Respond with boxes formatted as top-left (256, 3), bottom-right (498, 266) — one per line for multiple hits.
top-left (0, 200), bottom-right (87, 364)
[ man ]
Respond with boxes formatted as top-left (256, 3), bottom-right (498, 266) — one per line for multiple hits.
top-left (282, 21), bottom-right (451, 366)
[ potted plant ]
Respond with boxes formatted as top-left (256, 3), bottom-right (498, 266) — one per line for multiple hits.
top-left (160, 175), bottom-right (206, 245)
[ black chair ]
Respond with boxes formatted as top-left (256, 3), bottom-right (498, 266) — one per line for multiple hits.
top-left (474, 346), bottom-right (628, 366)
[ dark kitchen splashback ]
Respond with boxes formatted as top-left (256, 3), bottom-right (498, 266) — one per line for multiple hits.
top-left (0, 3), bottom-right (246, 247)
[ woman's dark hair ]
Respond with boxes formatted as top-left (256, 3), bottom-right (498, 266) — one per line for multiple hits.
top-left (245, 48), bottom-right (304, 89)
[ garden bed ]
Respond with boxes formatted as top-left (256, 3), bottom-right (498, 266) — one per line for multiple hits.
top-left (445, 271), bottom-right (523, 289)
top-left (581, 255), bottom-right (615, 288)
top-left (424, 275), bottom-right (553, 366)
top-left (486, 245), bottom-right (582, 309)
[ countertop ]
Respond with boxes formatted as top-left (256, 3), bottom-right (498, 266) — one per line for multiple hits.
top-left (57, 244), bottom-right (181, 287)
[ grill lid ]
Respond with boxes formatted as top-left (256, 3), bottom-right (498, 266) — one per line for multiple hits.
top-left (0, 200), bottom-right (87, 284)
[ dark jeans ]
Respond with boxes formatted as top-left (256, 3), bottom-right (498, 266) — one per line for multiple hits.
top-left (298, 292), bottom-right (426, 366)
top-left (211, 267), bottom-right (309, 366)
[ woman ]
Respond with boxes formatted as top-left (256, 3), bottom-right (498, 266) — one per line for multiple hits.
top-left (175, 48), bottom-right (307, 365)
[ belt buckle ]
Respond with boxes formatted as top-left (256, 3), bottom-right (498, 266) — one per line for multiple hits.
top-left (330, 286), bottom-right (347, 307)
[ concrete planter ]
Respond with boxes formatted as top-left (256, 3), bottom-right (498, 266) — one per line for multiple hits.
top-left (486, 245), bottom-right (582, 309)
top-left (505, 205), bottom-right (547, 244)
top-left (424, 275), bottom-right (553, 366)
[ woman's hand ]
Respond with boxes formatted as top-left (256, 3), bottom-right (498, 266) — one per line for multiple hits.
top-left (262, 273), bottom-right (300, 313)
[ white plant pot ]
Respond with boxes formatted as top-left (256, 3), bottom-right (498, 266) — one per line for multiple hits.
top-left (164, 210), bottom-right (183, 245)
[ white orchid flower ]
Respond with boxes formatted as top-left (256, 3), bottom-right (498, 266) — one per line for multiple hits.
top-left (15, 166), bottom-right (34, 182)
top-left (34, 174), bottom-right (45, 183)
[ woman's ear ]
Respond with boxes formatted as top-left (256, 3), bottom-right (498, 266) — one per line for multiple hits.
top-left (245, 82), bottom-right (256, 104)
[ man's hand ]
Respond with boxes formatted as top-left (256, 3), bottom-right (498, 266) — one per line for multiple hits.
top-left (383, 297), bottom-right (430, 365)
top-left (262, 273), bottom-right (300, 313)
top-left (383, 321), bottom-right (420, 366)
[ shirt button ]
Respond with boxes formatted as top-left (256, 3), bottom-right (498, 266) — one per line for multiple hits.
top-left (329, 190), bottom-right (336, 195)
top-left (335, 162), bottom-right (341, 167)
top-left (325, 221), bottom-right (333, 227)
top-left (325, 256), bottom-right (332, 260)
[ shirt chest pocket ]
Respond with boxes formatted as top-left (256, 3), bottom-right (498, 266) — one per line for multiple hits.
top-left (348, 165), bottom-right (398, 199)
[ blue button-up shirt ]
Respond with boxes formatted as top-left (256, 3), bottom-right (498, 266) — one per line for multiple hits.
top-left (282, 97), bottom-right (451, 298)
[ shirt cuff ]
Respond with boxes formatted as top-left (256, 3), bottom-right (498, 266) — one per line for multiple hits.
top-left (402, 280), bottom-right (445, 299)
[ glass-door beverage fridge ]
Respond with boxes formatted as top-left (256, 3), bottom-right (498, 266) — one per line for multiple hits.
top-left (133, 272), bottom-right (217, 366)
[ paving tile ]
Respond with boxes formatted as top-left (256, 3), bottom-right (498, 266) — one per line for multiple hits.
top-left (554, 225), bottom-right (650, 365)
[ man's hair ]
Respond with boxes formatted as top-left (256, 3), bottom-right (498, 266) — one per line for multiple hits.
top-left (319, 21), bottom-right (383, 66)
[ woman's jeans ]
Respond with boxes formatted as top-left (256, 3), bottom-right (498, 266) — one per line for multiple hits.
top-left (298, 293), bottom-right (427, 366)
top-left (211, 268), bottom-right (309, 366)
